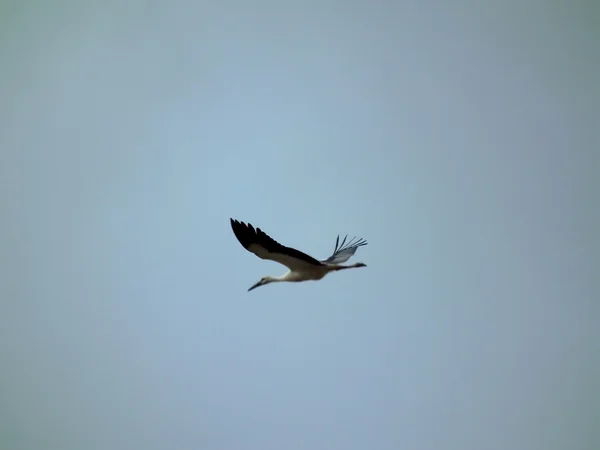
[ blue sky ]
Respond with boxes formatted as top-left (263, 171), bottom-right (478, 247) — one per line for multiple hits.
top-left (1, 2), bottom-right (598, 449)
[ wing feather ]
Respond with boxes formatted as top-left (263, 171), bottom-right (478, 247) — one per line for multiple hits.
top-left (230, 219), bottom-right (324, 270)
top-left (321, 234), bottom-right (368, 264)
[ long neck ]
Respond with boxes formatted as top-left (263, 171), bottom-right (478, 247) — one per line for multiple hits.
top-left (276, 271), bottom-right (301, 282)
top-left (267, 274), bottom-right (289, 283)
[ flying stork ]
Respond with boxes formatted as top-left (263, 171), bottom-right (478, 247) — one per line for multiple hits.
top-left (230, 218), bottom-right (368, 291)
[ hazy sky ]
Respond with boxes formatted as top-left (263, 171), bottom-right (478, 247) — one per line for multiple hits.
top-left (1, 1), bottom-right (598, 450)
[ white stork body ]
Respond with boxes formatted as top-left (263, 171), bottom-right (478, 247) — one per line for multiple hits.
top-left (230, 218), bottom-right (368, 291)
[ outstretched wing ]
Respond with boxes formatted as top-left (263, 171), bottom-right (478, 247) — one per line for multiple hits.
top-left (321, 234), bottom-right (368, 265)
top-left (230, 219), bottom-right (324, 270)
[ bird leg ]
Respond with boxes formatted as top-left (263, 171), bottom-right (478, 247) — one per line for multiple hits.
top-left (330, 262), bottom-right (366, 271)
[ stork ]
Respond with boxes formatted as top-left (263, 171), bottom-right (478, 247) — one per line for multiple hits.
top-left (230, 218), bottom-right (368, 291)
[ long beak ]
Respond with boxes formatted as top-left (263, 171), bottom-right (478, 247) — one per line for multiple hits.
top-left (248, 280), bottom-right (262, 292)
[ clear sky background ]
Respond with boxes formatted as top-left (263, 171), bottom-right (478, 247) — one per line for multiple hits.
top-left (1, 1), bottom-right (598, 449)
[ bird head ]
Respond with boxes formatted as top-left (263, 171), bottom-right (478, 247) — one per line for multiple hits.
top-left (248, 276), bottom-right (273, 292)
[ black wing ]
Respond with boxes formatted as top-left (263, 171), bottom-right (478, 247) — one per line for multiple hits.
top-left (230, 219), bottom-right (324, 269)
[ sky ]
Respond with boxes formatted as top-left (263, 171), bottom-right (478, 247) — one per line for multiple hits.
top-left (1, 1), bottom-right (598, 449)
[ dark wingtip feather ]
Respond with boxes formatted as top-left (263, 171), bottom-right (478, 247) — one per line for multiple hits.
top-left (230, 218), bottom-right (324, 266)
top-left (230, 218), bottom-right (256, 250)
top-left (325, 232), bottom-right (368, 261)
top-left (340, 234), bottom-right (348, 250)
